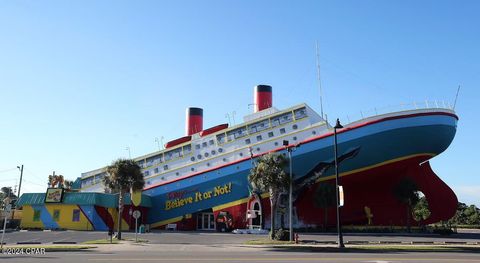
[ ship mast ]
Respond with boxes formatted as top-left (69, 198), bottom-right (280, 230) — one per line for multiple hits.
top-left (316, 41), bottom-right (324, 119)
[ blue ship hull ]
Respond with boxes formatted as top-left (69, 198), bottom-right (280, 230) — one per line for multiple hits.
top-left (143, 111), bottom-right (457, 228)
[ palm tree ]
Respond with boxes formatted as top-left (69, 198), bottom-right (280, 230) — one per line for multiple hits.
top-left (393, 177), bottom-right (419, 232)
top-left (248, 153), bottom-right (290, 239)
top-left (104, 159), bottom-right (144, 239)
top-left (313, 182), bottom-right (336, 231)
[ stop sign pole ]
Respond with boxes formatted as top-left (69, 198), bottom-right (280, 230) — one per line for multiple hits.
top-left (132, 210), bottom-right (141, 242)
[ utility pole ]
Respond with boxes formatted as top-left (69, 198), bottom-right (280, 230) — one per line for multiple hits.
top-left (11, 165), bottom-right (23, 221)
top-left (17, 165), bottom-right (23, 200)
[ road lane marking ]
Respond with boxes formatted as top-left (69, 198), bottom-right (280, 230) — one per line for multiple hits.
top-left (87, 257), bottom-right (480, 262)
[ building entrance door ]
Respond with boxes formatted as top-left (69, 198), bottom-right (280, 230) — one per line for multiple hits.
top-left (197, 212), bottom-right (215, 230)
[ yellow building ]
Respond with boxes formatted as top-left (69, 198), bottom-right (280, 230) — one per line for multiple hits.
top-left (17, 191), bottom-right (151, 231)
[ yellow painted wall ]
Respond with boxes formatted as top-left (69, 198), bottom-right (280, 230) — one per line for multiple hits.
top-left (21, 205), bottom-right (129, 231)
top-left (107, 207), bottom-right (129, 231)
top-left (20, 206), bottom-right (44, 229)
top-left (20, 205), bottom-right (93, 230)
top-left (44, 204), bottom-right (93, 230)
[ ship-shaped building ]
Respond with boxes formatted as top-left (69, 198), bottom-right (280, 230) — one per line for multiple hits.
top-left (18, 85), bottom-right (459, 231)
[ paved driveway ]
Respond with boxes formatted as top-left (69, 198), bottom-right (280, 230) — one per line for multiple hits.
top-left (2, 229), bottom-right (480, 245)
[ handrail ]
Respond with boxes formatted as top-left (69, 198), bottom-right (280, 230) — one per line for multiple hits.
top-left (341, 100), bottom-right (454, 126)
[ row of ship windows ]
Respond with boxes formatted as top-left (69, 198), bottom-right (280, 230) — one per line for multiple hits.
top-left (142, 129), bottom-right (319, 179)
top-left (140, 121), bottom-right (302, 169)
top-left (83, 128), bottom-right (319, 187)
top-left (216, 115), bottom-right (303, 144)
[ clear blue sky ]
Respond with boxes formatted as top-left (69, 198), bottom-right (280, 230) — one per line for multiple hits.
top-left (1, 1), bottom-right (478, 205)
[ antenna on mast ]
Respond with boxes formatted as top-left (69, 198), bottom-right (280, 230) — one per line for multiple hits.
top-left (316, 41), bottom-right (324, 119)
top-left (453, 85), bottom-right (461, 110)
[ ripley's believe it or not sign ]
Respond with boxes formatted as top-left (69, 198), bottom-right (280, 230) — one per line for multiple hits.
top-left (165, 183), bottom-right (232, 211)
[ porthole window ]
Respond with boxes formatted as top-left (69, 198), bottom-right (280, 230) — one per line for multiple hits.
top-left (218, 148), bottom-right (223, 153)
top-left (202, 142), bottom-right (208, 147)
top-left (191, 156), bottom-right (195, 162)
top-left (144, 171), bottom-right (150, 176)
top-left (312, 130), bottom-right (317, 135)
top-left (245, 138), bottom-right (251, 144)
top-left (256, 147), bottom-right (261, 152)
top-left (239, 152), bottom-right (243, 157)
top-left (163, 165), bottom-right (168, 170)
top-left (274, 142), bottom-right (279, 146)
top-left (204, 152), bottom-right (209, 157)
top-left (191, 167), bottom-right (195, 171)
top-left (197, 154), bottom-right (202, 159)
top-left (292, 124), bottom-right (298, 130)
top-left (176, 172), bottom-right (180, 176)
top-left (161, 176), bottom-right (165, 180)
top-left (195, 144), bottom-right (201, 150)
top-left (280, 128), bottom-right (286, 134)
top-left (147, 181), bottom-right (151, 185)
top-left (209, 139), bottom-right (214, 145)
top-left (293, 136), bottom-right (297, 141)
top-left (207, 163), bottom-right (210, 167)
top-left (223, 158), bottom-right (227, 162)
top-left (211, 150), bottom-right (216, 155)
top-left (268, 131), bottom-right (274, 138)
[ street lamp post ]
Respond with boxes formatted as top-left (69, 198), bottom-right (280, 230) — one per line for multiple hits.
top-left (333, 118), bottom-right (345, 248)
top-left (283, 140), bottom-right (293, 242)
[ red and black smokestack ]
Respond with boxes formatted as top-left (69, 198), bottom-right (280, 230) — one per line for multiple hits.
top-left (254, 85), bottom-right (272, 112)
top-left (185, 107), bottom-right (203, 136)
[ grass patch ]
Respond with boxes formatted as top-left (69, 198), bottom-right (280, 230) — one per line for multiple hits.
top-left (245, 239), bottom-right (295, 245)
top-left (82, 238), bottom-right (120, 244)
top-left (255, 245), bottom-right (480, 254)
top-left (3, 245), bottom-right (95, 252)
top-left (123, 238), bottom-right (149, 243)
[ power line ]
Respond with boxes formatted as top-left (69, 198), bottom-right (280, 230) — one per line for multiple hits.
top-left (0, 168), bottom-right (16, 174)
top-left (23, 168), bottom-right (47, 184)
top-left (22, 179), bottom-right (45, 188)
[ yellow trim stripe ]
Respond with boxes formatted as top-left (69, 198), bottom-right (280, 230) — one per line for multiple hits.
top-left (315, 153), bottom-right (436, 183)
top-left (212, 197), bottom-right (250, 212)
top-left (150, 153), bottom-right (435, 228)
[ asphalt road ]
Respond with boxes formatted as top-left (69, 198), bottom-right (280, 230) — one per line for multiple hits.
top-left (2, 229), bottom-right (480, 245)
top-left (2, 244), bottom-right (480, 263)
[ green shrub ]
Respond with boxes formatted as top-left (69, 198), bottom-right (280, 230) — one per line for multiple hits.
top-left (273, 228), bottom-right (290, 241)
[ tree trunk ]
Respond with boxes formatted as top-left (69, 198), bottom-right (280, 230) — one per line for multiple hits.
top-left (117, 190), bottom-right (124, 240)
top-left (324, 207), bottom-right (328, 232)
top-left (407, 205), bottom-right (411, 233)
top-left (270, 192), bottom-right (276, 240)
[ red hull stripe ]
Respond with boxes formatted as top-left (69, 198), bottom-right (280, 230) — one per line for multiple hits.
top-left (144, 111), bottom-right (456, 191)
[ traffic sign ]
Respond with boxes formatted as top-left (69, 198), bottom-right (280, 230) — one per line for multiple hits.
top-left (132, 210), bottom-right (141, 219)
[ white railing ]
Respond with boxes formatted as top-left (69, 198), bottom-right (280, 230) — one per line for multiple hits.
top-left (341, 100), bottom-right (455, 126)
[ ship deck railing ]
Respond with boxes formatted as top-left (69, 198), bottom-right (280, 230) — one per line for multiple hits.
top-left (341, 100), bottom-right (455, 127)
